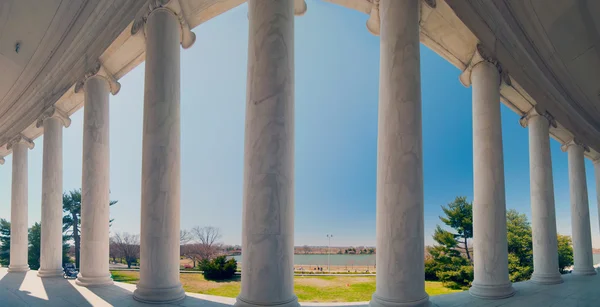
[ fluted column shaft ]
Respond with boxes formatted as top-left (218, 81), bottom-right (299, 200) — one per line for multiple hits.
top-left (527, 114), bottom-right (562, 284)
top-left (76, 76), bottom-right (112, 286)
top-left (8, 142), bottom-right (30, 272)
top-left (235, 1), bottom-right (297, 307)
top-left (566, 143), bottom-right (596, 275)
top-left (469, 61), bottom-right (515, 299)
top-left (594, 161), bottom-right (600, 239)
top-left (38, 117), bottom-right (64, 277)
top-left (133, 7), bottom-right (184, 303)
top-left (369, 1), bottom-right (428, 307)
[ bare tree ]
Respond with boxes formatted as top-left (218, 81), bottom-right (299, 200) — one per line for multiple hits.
top-left (191, 226), bottom-right (222, 260)
top-left (109, 236), bottom-right (120, 264)
top-left (111, 233), bottom-right (140, 268)
top-left (301, 245), bottom-right (311, 254)
top-left (180, 229), bottom-right (192, 245)
top-left (181, 243), bottom-right (202, 268)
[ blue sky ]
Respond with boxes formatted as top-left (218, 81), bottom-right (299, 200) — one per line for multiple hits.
top-left (0, 0), bottom-right (599, 248)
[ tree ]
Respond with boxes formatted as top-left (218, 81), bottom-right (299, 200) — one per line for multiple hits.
top-left (426, 225), bottom-right (473, 289)
top-left (111, 232), bottom-right (140, 268)
top-left (199, 255), bottom-right (237, 280)
top-left (0, 219), bottom-right (10, 266)
top-left (506, 209), bottom-right (533, 282)
top-left (181, 244), bottom-right (203, 268)
top-left (557, 234), bottom-right (574, 274)
top-left (191, 226), bottom-right (222, 260)
top-left (63, 189), bottom-right (117, 268)
top-left (27, 222), bottom-right (71, 270)
top-left (439, 196), bottom-right (473, 260)
top-left (180, 229), bottom-right (192, 245)
top-left (28, 223), bottom-right (42, 270)
top-left (301, 245), bottom-right (311, 254)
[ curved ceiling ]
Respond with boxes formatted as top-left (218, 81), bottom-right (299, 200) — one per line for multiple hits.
top-left (0, 0), bottom-right (145, 147)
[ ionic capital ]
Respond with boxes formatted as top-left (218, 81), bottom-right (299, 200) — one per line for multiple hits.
top-left (561, 138), bottom-right (590, 153)
top-left (519, 108), bottom-right (557, 128)
top-left (36, 106), bottom-right (71, 129)
top-left (131, 0), bottom-right (196, 49)
top-left (366, 0), bottom-right (380, 36)
top-left (7, 135), bottom-right (34, 151)
top-left (294, 0), bottom-right (307, 16)
top-left (74, 62), bottom-right (121, 95)
top-left (459, 43), bottom-right (511, 88)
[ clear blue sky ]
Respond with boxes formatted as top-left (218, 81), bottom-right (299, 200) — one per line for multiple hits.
top-left (0, 0), bottom-right (599, 248)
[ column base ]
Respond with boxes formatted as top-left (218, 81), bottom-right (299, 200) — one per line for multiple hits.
top-left (8, 265), bottom-right (29, 273)
top-left (133, 283), bottom-right (185, 304)
top-left (76, 274), bottom-right (113, 287)
top-left (469, 281), bottom-right (515, 299)
top-left (531, 271), bottom-right (563, 284)
top-left (369, 293), bottom-right (430, 307)
top-left (37, 268), bottom-right (63, 277)
top-left (235, 295), bottom-right (300, 307)
top-left (572, 267), bottom-right (597, 276)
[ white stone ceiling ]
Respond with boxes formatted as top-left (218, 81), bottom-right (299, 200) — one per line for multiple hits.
top-left (1, 0), bottom-right (600, 160)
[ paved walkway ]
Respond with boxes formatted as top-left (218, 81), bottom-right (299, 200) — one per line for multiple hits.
top-left (0, 268), bottom-right (599, 306)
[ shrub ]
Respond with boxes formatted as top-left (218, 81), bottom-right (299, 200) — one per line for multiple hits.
top-left (199, 256), bottom-right (237, 280)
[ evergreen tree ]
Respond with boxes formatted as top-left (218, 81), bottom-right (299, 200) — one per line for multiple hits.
top-left (0, 219), bottom-right (10, 266)
top-left (506, 209), bottom-right (533, 282)
top-left (557, 234), bottom-right (574, 274)
top-left (28, 223), bottom-right (42, 270)
top-left (439, 196), bottom-right (473, 260)
top-left (63, 189), bottom-right (117, 268)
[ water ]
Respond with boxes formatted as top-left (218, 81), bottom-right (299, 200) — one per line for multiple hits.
top-left (233, 253), bottom-right (600, 267)
top-left (232, 254), bottom-right (375, 266)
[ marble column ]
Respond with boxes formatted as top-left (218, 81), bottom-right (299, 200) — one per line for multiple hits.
top-left (563, 140), bottom-right (596, 275)
top-left (369, 1), bottom-right (429, 307)
top-left (133, 6), bottom-right (185, 303)
top-left (37, 108), bottom-right (69, 277)
top-left (469, 60), bottom-right (515, 299)
top-left (235, 1), bottom-right (297, 307)
top-left (8, 136), bottom-right (33, 272)
top-left (594, 160), bottom-right (600, 238)
top-left (76, 73), bottom-right (116, 286)
top-left (521, 111), bottom-right (562, 284)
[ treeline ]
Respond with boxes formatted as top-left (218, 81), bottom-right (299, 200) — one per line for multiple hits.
top-left (425, 196), bottom-right (574, 289)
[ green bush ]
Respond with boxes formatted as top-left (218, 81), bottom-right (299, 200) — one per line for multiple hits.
top-left (199, 256), bottom-right (237, 280)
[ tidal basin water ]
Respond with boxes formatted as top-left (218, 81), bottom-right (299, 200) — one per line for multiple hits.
top-left (232, 254), bottom-right (376, 266)
top-left (232, 253), bottom-right (600, 267)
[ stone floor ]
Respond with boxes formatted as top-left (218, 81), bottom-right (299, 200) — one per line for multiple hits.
top-left (0, 268), bottom-right (599, 306)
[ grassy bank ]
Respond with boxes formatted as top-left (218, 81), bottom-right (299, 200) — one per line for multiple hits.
top-left (111, 271), bottom-right (461, 302)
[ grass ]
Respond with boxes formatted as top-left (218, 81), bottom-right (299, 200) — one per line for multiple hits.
top-left (110, 271), bottom-right (462, 302)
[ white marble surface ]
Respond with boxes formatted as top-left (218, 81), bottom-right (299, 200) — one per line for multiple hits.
top-left (595, 161), bottom-right (600, 238)
top-left (565, 142), bottom-right (596, 275)
top-left (38, 116), bottom-right (65, 278)
top-left (77, 76), bottom-right (113, 287)
top-left (370, 1), bottom-right (428, 307)
top-left (525, 114), bottom-right (562, 284)
top-left (133, 7), bottom-right (184, 304)
top-left (236, 1), bottom-right (297, 307)
top-left (469, 61), bottom-right (515, 299)
top-left (8, 140), bottom-right (31, 273)
top-left (0, 268), bottom-right (599, 306)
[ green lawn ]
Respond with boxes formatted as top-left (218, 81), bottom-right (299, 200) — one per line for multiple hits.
top-left (111, 271), bottom-right (461, 302)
